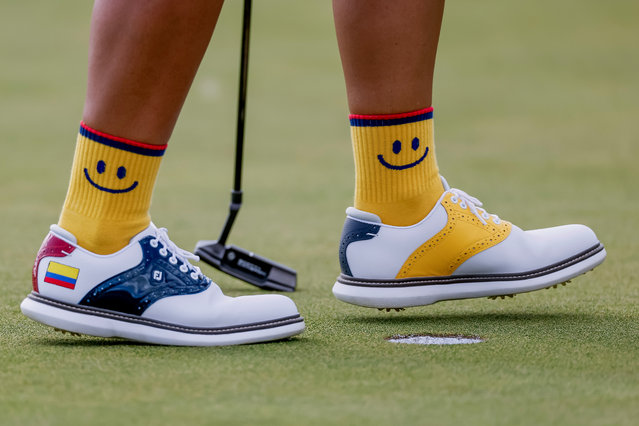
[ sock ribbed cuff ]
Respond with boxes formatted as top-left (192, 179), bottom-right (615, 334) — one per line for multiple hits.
top-left (349, 107), bottom-right (434, 127)
top-left (79, 122), bottom-right (167, 157)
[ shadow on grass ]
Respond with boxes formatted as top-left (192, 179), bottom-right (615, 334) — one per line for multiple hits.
top-left (32, 334), bottom-right (307, 348)
top-left (34, 337), bottom-right (151, 347)
top-left (340, 311), bottom-right (610, 329)
top-left (337, 311), bottom-right (633, 343)
top-left (26, 312), bottom-right (630, 348)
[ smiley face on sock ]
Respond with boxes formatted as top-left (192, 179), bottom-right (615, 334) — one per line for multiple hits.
top-left (84, 160), bottom-right (138, 194)
top-left (377, 137), bottom-right (429, 170)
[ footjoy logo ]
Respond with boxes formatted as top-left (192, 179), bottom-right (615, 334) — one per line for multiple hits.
top-left (237, 259), bottom-right (267, 278)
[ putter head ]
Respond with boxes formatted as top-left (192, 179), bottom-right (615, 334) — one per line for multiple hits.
top-left (194, 240), bottom-right (297, 292)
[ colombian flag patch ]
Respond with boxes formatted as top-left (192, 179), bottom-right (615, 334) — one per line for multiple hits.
top-left (44, 261), bottom-right (79, 289)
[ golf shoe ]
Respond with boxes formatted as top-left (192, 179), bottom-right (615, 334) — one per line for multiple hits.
top-left (334, 177), bottom-right (606, 308)
top-left (22, 223), bottom-right (305, 345)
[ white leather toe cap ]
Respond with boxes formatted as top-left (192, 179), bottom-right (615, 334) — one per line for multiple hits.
top-left (143, 285), bottom-right (300, 328)
top-left (453, 224), bottom-right (600, 275)
top-left (216, 294), bottom-right (300, 326)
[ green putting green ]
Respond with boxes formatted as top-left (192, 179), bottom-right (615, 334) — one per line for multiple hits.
top-left (1, 1), bottom-right (637, 424)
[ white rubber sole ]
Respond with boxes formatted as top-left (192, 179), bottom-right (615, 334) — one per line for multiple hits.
top-left (21, 293), bottom-right (305, 346)
top-left (333, 245), bottom-right (606, 309)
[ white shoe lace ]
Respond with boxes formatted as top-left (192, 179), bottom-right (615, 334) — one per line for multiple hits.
top-left (448, 188), bottom-right (501, 226)
top-left (149, 227), bottom-right (209, 282)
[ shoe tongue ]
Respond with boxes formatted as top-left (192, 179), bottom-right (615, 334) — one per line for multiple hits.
top-left (128, 222), bottom-right (159, 245)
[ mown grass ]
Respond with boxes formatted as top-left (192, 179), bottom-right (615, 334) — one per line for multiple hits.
top-left (1, 1), bottom-right (637, 425)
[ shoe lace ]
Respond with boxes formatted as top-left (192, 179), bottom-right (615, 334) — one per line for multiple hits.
top-left (449, 188), bottom-right (501, 226)
top-left (149, 227), bottom-right (209, 282)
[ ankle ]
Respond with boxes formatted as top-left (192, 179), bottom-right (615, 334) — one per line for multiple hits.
top-left (355, 183), bottom-right (444, 226)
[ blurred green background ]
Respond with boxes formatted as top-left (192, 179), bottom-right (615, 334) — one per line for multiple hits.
top-left (1, 1), bottom-right (637, 425)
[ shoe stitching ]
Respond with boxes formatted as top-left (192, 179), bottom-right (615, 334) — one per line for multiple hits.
top-left (28, 293), bottom-right (303, 334)
top-left (340, 243), bottom-right (604, 287)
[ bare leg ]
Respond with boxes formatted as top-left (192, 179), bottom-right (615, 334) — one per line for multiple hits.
top-left (83, 0), bottom-right (225, 145)
top-left (58, 0), bottom-right (225, 253)
top-left (333, 0), bottom-right (446, 226)
top-left (333, 0), bottom-right (445, 115)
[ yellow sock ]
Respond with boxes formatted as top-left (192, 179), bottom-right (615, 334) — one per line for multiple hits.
top-left (351, 107), bottom-right (444, 226)
top-left (58, 122), bottom-right (166, 254)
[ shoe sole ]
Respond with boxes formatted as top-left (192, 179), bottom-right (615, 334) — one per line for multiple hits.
top-left (333, 243), bottom-right (606, 308)
top-left (21, 293), bottom-right (305, 346)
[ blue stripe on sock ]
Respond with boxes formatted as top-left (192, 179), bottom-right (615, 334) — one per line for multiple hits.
top-left (349, 110), bottom-right (433, 127)
top-left (79, 125), bottom-right (166, 157)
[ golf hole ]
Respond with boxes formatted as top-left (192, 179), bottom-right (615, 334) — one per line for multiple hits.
top-left (387, 334), bottom-right (484, 345)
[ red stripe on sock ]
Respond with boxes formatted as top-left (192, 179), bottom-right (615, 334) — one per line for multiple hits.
top-left (349, 107), bottom-right (434, 121)
top-left (80, 122), bottom-right (167, 151)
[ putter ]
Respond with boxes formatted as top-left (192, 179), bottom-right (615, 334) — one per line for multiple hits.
top-left (195, 0), bottom-right (297, 292)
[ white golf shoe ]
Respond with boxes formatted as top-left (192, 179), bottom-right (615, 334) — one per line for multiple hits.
top-left (333, 177), bottom-right (606, 309)
top-left (22, 223), bottom-right (305, 345)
